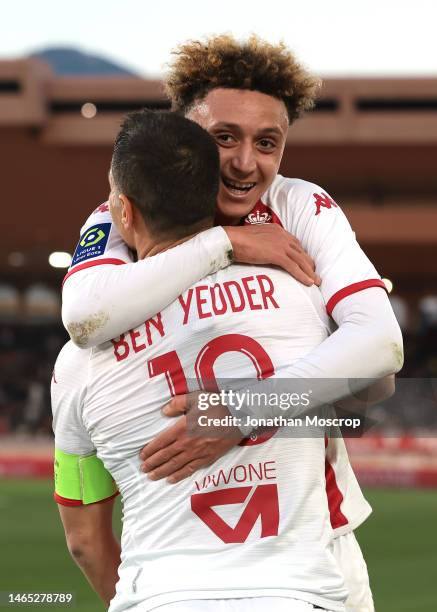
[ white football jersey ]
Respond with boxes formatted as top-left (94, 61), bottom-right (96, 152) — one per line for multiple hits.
top-left (63, 178), bottom-right (375, 536)
top-left (242, 176), bottom-right (378, 535)
top-left (53, 264), bottom-right (347, 612)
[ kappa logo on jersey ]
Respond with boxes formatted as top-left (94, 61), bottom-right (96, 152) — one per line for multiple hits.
top-left (314, 192), bottom-right (338, 216)
top-left (71, 223), bottom-right (111, 267)
top-left (191, 484), bottom-right (279, 544)
top-left (94, 202), bottom-right (109, 214)
top-left (245, 210), bottom-right (272, 224)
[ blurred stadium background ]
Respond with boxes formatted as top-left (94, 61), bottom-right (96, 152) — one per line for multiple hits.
top-left (0, 48), bottom-right (437, 611)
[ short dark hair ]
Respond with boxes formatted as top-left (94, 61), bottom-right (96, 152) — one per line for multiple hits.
top-left (165, 34), bottom-right (320, 122)
top-left (111, 109), bottom-right (219, 236)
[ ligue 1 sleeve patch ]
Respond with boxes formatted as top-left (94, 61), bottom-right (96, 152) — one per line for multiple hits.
top-left (71, 223), bottom-right (111, 267)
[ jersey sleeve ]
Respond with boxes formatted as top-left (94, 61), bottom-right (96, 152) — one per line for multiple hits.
top-left (62, 205), bottom-right (233, 348)
top-left (279, 180), bottom-right (386, 316)
top-left (51, 343), bottom-right (118, 506)
top-left (64, 202), bottom-right (133, 283)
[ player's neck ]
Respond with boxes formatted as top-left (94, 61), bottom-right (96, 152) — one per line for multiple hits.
top-left (136, 221), bottom-right (213, 259)
top-left (214, 211), bottom-right (241, 226)
top-left (138, 235), bottom-right (195, 259)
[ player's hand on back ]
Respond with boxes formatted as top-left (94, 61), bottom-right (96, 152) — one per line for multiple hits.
top-left (224, 224), bottom-right (321, 287)
top-left (139, 393), bottom-right (243, 484)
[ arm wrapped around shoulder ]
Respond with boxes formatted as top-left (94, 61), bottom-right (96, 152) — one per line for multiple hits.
top-left (224, 287), bottom-right (404, 429)
top-left (277, 286), bottom-right (404, 417)
top-left (62, 227), bottom-right (233, 348)
top-left (329, 287), bottom-right (404, 378)
top-left (284, 287), bottom-right (404, 390)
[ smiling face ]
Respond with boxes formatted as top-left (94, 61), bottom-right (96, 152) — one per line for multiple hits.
top-left (187, 88), bottom-right (289, 223)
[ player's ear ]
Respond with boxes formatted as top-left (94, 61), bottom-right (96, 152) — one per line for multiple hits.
top-left (118, 194), bottom-right (134, 230)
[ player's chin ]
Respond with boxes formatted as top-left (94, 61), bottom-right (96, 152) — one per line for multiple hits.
top-left (217, 187), bottom-right (261, 223)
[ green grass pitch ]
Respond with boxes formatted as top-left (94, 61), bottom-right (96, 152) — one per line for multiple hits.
top-left (1, 480), bottom-right (436, 611)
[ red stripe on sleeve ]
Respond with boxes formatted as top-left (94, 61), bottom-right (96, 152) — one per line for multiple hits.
top-left (54, 492), bottom-right (83, 506)
top-left (62, 258), bottom-right (126, 287)
top-left (54, 491), bottom-right (119, 507)
top-left (326, 279), bottom-right (387, 316)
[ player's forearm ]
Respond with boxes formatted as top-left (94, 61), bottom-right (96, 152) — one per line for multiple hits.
top-left (286, 288), bottom-right (403, 380)
top-left (283, 289), bottom-right (402, 407)
top-left (68, 534), bottom-right (121, 606)
top-left (227, 288), bottom-right (403, 429)
top-left (335, 373), bottom-right (396, 412)
top-left (62, 227), bottom-right (233, 348)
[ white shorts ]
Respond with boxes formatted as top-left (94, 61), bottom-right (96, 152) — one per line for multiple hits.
top-left (153, 598), bottom-right (326, 611)
top-left (331, 531), bottom-right (375, 612)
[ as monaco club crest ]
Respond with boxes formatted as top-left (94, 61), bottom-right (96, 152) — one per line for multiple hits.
top-left (243, 202), bottom-right (283, 227)
top-left (245, 210), bottom-right (272, 224)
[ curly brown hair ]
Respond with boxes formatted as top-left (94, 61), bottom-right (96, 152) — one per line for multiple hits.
top-left (164, 34), bottom-right (321, 123)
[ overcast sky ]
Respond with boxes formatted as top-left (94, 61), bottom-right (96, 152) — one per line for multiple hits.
top-left (3, 0), bottom-right (437, 77)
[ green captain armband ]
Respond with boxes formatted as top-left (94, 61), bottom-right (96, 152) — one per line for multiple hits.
top-left (54, 448), bottom-right (117, 505)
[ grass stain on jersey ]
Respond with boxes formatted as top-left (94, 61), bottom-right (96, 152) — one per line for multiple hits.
top-left (392, 342), bottom-right (405, 371)
top-left (67, 311), bottom-right (109, 347)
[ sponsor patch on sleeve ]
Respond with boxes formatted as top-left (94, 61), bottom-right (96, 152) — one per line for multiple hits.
top-left (71, 223), bottom-right (111, 267)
